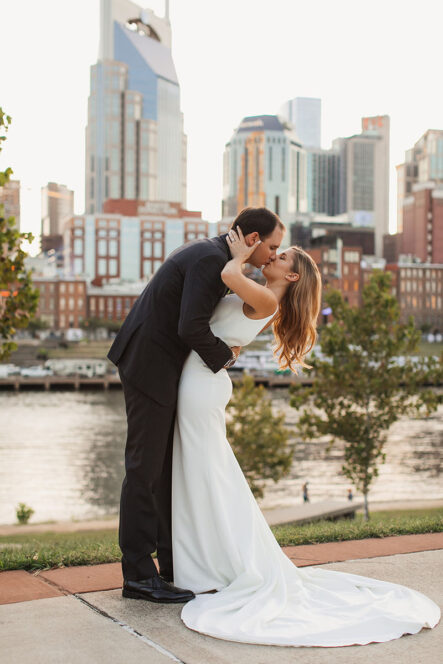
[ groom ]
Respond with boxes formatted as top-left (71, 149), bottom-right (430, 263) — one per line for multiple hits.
top-left (108, 206), bottom-right (284, 603)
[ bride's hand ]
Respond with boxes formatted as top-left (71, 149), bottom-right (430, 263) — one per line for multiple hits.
top-left (226, 227), bottom-right (261, 263)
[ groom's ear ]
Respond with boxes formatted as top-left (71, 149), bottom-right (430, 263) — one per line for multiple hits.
top-left (245, 231), bottom-right (260, 246)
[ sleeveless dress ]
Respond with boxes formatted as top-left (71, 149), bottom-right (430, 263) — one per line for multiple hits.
top-left (171, 293), bottom-right (440, 647)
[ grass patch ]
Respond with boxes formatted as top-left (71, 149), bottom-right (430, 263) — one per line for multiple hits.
top-left (0, 508), bottom-right (441, 572)
top-left (272, 508), bottom-right (443, 547)
top-left (0, 529), bottom-right (120, 572)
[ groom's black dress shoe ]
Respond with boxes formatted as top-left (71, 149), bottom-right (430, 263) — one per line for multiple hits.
top-left (122, 576), bottom-right (195, 603)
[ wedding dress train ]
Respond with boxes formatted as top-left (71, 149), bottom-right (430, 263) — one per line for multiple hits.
top-left (171, 294), bottom-right (440, 647)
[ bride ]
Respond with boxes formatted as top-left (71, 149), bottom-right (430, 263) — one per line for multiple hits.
top-left (171, 227), bottom-right (440, 647)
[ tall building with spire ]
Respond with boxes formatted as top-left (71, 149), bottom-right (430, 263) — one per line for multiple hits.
top-left (85, 0), bottom-right (186, 214)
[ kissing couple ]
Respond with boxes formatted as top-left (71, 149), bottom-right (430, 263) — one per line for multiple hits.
top-left (108, 207), bottom-right (439, 647)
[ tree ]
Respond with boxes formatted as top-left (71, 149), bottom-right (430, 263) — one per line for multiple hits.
top-left (226, 372), bottom-right (294, 498)
top-left (290, 271), bottom-right (443, 520)
top-left (0, 108), bottom-right (39, 360)
top-left (80, 317), bottom-right (121, 335)
top-left (27, 317), bottom-right (50, 334)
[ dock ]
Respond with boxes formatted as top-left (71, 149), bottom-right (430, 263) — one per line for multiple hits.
top-left (0, 376), bottom-right (123, 391)
top-left (0, 372), bottom-right (313, 391)
top-left (262, 500), bottom-right (364, 526)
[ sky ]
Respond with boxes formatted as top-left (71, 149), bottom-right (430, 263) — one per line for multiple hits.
top-left (1, 0), bottom-right (443, 254)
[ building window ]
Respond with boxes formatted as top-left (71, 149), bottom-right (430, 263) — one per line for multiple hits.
top-left (125, 174), bottom-right (135, 198)
top-left (74, 258), bottom-right (83, 274)
top-left (344, 251), bottom-right (359, 263)
top-left (268, 146), bottom-right (272, 181)
top-left (109, 259), bottom-right (118, 276)
top-left (140, 221), bottom-right (165, 279)
top-left (281, 146), bottom-right (285, 182)
top-left (255, 146), bottom-right (260, 193)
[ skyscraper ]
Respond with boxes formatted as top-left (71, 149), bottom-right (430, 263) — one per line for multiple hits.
top-left (85, 0), bottom-right (186, 214)
top-left (222, 115), bottom-right (307, 229)
top-left (333, 115), bottom-right (390, 257)
top-left (0, 179), bottom-right (20, 231)
top-left (279, 97), bottom-right (321, 148)
top-left (41, 182), bottom-right (74, 237)
top-left (305, 147), bottom-right (341, 216)
top-left (41, 182), bottom-right (74, 257)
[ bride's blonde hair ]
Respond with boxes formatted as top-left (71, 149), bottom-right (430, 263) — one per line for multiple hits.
top-left (272, 246), bottom-right (322, 373)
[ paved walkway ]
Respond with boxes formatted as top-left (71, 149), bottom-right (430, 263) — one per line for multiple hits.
top-left (0, 540), bottom-right (442, 663)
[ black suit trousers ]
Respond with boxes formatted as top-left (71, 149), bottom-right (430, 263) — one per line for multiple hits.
top-left (118, 368), bottom-right (176, 581)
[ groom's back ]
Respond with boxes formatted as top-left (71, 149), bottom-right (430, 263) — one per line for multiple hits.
top-left (107, 236), bottom-right (228, 405)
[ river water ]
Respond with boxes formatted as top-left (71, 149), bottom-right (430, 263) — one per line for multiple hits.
top-left (0, 389), bottom-right (442, 524)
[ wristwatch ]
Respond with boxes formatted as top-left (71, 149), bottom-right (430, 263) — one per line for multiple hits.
top-left (223, 352), bottom-right (237, 369)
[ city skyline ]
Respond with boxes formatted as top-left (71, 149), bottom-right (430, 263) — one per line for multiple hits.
top-left (2, 0), bottom-right (443, 253)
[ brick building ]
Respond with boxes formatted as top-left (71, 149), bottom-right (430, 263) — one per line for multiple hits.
top-left (33, 278), bottom-right (87, 330)
top-left (87, 282), bottom-right (144, 322)
top-left (307, 240), bottom-right (362, 315)
top-left (386, 263), bottom-right (443, 330)
top-left (402, 183), bottom-right (443, 264)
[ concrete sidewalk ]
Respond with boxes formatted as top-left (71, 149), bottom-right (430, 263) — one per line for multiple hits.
top-left (1, 533), bottom-right (442, 663)
top-left (1, 550), bottom-right (442, 664)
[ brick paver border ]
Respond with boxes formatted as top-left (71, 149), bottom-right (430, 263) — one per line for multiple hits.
top-left (1, 532), bottom-right (442, 605)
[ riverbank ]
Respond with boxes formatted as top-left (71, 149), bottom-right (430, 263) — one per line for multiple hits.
top-left (1, 505), bottom-right (441, 572)
top-left (1, 498), bottom-right (443, 535)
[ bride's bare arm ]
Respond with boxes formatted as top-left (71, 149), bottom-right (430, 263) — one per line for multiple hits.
top-left (221, 231), bottom-right (277, 317)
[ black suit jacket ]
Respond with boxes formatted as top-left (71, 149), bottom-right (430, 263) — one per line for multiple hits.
top-left (107, 234), bottom-right (233, 406)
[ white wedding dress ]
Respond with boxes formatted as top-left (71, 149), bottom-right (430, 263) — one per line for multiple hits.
top-left (171, 293), bottom-right (440, 647)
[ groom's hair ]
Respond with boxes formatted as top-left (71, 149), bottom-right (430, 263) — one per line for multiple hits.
top-left (230, 207), bottom-right (284, 239)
